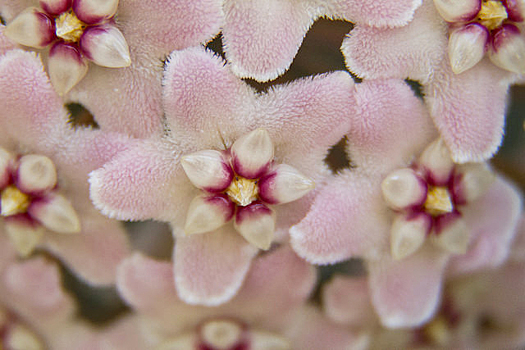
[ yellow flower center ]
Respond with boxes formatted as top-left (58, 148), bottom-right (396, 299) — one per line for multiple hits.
top-left (1, 186), bottom-right (30, 216)
top-left (226, 176), bottom-right (259, 206)
top-left (477, 0), bottom-right (508, 30)
top-left (424, 186), bottom-right (454, 216)
top-left (55, 10), bottom-right (86, 42)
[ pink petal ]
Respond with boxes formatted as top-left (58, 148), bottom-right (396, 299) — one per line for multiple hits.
top-left (40, 0), bottom-right (72, 16)
top-left (72, 0), bottom-right (118, 24)
top-left (4, 7), bottom-right (55, 48)
top-left (0, 25), bottom-right (19, 54)
top-left (326, 0), bottom-right (422, 27)
top-left (368, 246), bottom-right (449, 328)
top-left (449, 176), bottom-right (522, 275)
top-left (80, 24), bottom-right (131, 68)
top-left (0, 225), bottom-right (17, 272)
top-left (89, 139), bottom-right (192, 222)
top-left (174, 226), bottom-right (257, 306)
top-left (162, 46), bottom-right (254, 149)
top-left (426, 59), bottom-right (510, 162)
top-left (433, 0), bottom-right (481, 22)
top-left (342, 1), bottom-right (447, 83)
top-left (290, 171), bottom-right (391, 264)
top-left (222, 0), bottom-right (315, 81)
top-left (43, 213), bottom-right (130, 285)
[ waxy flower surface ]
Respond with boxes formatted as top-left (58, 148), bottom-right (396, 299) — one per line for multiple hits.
top-left (290, 79), bottom-right (522, 327)
top-left (342, 0), bottom-right (521, 162)
top-left (90, 46), bottom-right (354, 305)
top-left (115, 246), bottom-right (364, 350)
top-left (221, 0), bottom-right (423, 81)
top-left (1, 0), bottom-right (223, 137)
top-left (0, 50), bottom-right (129, 285)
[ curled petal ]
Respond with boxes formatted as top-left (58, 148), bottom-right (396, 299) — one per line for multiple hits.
top-left (72, 0), bottom-right (119, 24)
top-left (184, 194), bottom-right (235, 235)
top-left (0, 147), bottom-right (14, 188)
top-left (28, 194), bottom-right (81, 234)
top-left (418, 139), bottom-right (454, 185)
top-left (432, 0), bottom-right (481, 22)
top-left (234, 202), bottom-right (276, 250)
top-left (5, 218), bottom-right (44, 257)
top-left (181, 150), bottom-right (233, 192)
top-left (80, 25), bottom-right (131, 68)
top-left (16, 154), bottom-right (57, 194)
top-left (452, 162), bottom-right (495, 204)
top-left (489, 24), bottom-right (525, 74)
top-left (432, 213), bottom-right (469, 254)
top-left (231, 129), bottom-right (274, 179)
top-left (4, 8), bottom-right (55, 48)
top-left (391, 213), bottom-right (431, 260)
top-left (48, 42), bottom-right (88, 95)
top-left (258, 164), bottom-right (315, 205)
top-left (381, 168), bottom-right (427, 210)
top-left (448, 23), bottom-right (488, 74)
top-left (40, 0), bottom-right (72, 16)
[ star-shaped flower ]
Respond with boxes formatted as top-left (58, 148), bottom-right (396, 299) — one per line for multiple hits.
top-left (89, 46), bottom-right (354, 305)
top-left (0, 49), bottom-right (130, 285)
top-left (341, 0), bottom-right (523, 162)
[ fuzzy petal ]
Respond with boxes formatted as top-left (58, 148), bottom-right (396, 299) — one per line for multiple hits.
top-left (368, 246), bottom-right (449, 328)
top-left (449, 176), bottom-right (522, 275)
top-left (0, 24), bottom-right (19, 54)
top-left (222, 0), bottom-right (315, 81)
top-left (174, 226), bottom-right (257, 306)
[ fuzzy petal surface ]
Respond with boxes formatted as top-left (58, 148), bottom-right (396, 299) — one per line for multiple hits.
top-left (0, 24), bottom-right (18, 54)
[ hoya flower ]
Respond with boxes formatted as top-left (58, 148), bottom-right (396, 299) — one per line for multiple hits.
top-left (221, 0), bottom-right (423, 81)
top-left (115, 246), bottom-right (365, 350)
top-left (0, 0), bottom-right (223, 137)
top-left (0, 49), bottom-right (129, 285)
top-left (290, 79), bottom-right (522, 327)
top-left (90, 46), bottom-right (354, 304)
top-left (342, 0), bottom-right (522, 162)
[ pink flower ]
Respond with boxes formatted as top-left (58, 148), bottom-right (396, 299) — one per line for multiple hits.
top-left (0, 49), bottom-right (129, 285)
top-left (0, 0), bottom-right (223, 137)
top-left (115, 246), bottom-right (365, 350)
top-left (342, 0), bottom-right (523, 162)
top-left (221, 0), bottom-right (422, 82)
top-left (89, 46), bottom-right (354, 305)
top-left (290, 79), bottom-right (523, 327)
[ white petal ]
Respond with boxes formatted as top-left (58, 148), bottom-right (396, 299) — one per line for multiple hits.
top-left (0, 147), bottom-right (14, 188)
top-left (231, 129), bottom-right (274, 179)
top-left (6, 324), bottom-right (44, 350)
top-left (453, 163), bottom-right (495, 203)
top-left (418, 139), bottom-right (455, 185)
top-left (16, 154), bottom-right (57, 194)
top-left (73, 0), bottom-right (119, 24)
top-left (181, 150), bottom-right (233, 191)
top-left (259, 164), bottom-right (314, 205)
top-left (390, 214), bottom-right (430, 260)
top-left (80, 25), bottom-right (131, 68)
top-left (448, 24), bottom-right (488, 74)
top-left (155, 334), bottom-right (196, 350)
top-left (4, 8), bottom-right (55, 48)
top-left (28, 194), bottom-right (81, 234)
top-left (184, 195), bottom-right (234, 235)
top-left (382, 168), bottom-right (428, 210)
top-left (5, 220), bottom-right (44, 257)
top-left (251, 330), bottom-right (290, 350)
top-left (489, 24), bottom-right (525, 74)
top-left (48, 42), bottom-right (88, 95)
top-left (201, 320), bottom-right (243, 349)
top-left (40, 0), bottom-right (71, 16)
top-left (433, 0), bottom-right (481, 22)
top-left (234, 203), bottom-right (276, 250)
top-left (432, 216), bottom-right (469, 254)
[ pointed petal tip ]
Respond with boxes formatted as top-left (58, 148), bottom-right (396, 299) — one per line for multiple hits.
top-left (448, 24), bottom-right (488, 74)
top-left (184, 195), bottom-right (234, 235)
top-left (231, 128), bottom-right (274, 179)
top-left (234, 203), bottom-right (276, 250)
top-left (391, 214), bottom-right (430, 260)
top-left (4, 8), bottom-right (55, 48)
top-left (490, 24), bottom-right (525, 74)
top-left (28, 194), bottom-right (81, 234)
top-left (48, 42), bottom-right (88, 95)
top-left (259, 164), bottom-right (315, 205)
top-left (181, 150), bottom-right (233, 192)
top-left (80, 25), bottom-right (131, 68)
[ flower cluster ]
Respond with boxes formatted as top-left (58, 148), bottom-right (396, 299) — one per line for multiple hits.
top-left (0, 0), bottom-right (523, 348)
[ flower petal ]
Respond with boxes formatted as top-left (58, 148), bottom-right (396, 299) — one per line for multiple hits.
top-left (80, 25), bottom-right (131, 68)
top-left (0, 147), bottom-right (14, 188)
top-left (448, 23), bottom-right (488, 74)
top-left (381, 168), bottom-right (427, 210)
top-left (72, 0), bottom-right (118, 24)
top-left (184, 194), bottom-right (235, 235)
top-left (15, 154), bottom-right (57, 194)
top-left (418, 139), bottom-right (455, 185)
top-left (258, 164), bottom-right (315, 205)
top-left (234, 202), bottom-right (276, 250)
top-left (250, 331), bottom-right (289, 350)
top-left (0, 25), bottom-right (19, 54)
top-left (452, 162), bottom-right (495, 204)
top-left (433, 0), bottom-right (481, 22)
top-left (40, 0), bottom-right (72, 16)
top-left (174, 226), bottom-right (257, 306)
top-left (4, 218), bottom-right (45, 257)
top-left (391, 213), bottom-right (431, 260)
top-left (48, 42), bottom-right (88, 95)
top-left (180, 150), bottom-right (233, 192)
top-left (4, 8), bottom-right (54, 48)
top-left (28, 193), bottom-right (81, 234)
top-left (432, 214), bottom-right (469, 254)
top-left (489, 24), bottom-right (525, 74)
top-left (231, 129), bottom-right (274, 179)
top-left (222, 0), bottom-right (315, 81)
top-left (368, 247), bottom-right (449, 328)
